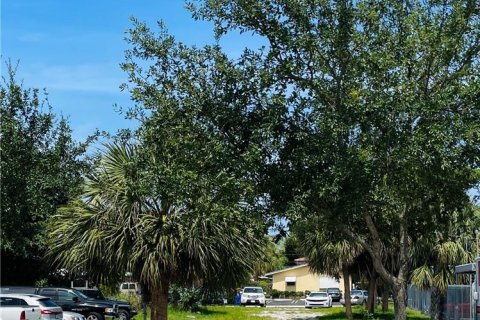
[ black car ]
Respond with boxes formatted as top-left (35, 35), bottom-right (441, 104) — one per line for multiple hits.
top-left (326, 288), bottom-right (342, 302)
top-left (35, 287), bottom-right (118, 320)
top-left (74, 288), bottom-right (137, 320)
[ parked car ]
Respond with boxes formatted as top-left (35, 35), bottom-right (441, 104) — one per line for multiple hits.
top-left (34, 288), bottom-right (118, 320)
top-left (340, 289), bottom-right (367, 305)
top-left (62, 311), bottom-right (86, 320)
top-left (240, 287), bottom-right (266, 307)
top-left (118, 283), bottom-right (140, 296)
top-left (0, 294), bottom-right (42, 320)
top-left (73, 289), bottom-right (105, 301)
top-left (0, 294), bottom-right (62, 320)
top-left (305, 291), bottom-right (332, 308)
top-left (326, 288), bottom-right (342, 302)
top-left (73, 288), bottom-right (137, 320)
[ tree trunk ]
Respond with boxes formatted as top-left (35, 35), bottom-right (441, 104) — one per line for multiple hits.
top-left (359, 211), bottom-right (410, 320)
top-left (367, 270), bottom-right (378, 313)
top-left (392, 282), bottom-right (407, 320)
top-left (151, 279), bottom-right (169, 320)
top-left (382, 284), bottom-right (389, 312)
top-left (430, 287), bottom-right (443, 320)
top-left (342, 265), bottom-right (353, 320)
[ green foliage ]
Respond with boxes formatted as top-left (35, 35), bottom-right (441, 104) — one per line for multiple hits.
top-left (98, 284), bottom-right (120, 299)
top-left (190, 1), bottom-right (480, 319)
top-left (271, 289), bottom-right (280, 299)
top-left (268, 290), bottom-right (304, 299)
top-left (410, 206), bottom-right (480, 318)
top-left (0, 63), bottom-right (91, 285)
top-left (169, 286), bottom-right (202, 312)
top-left (251, 237), bottom-right (287, 280)
top-left (35, 278), bottom-right (49, 288)
top-left (166, 304), bottom-right (429, 320)
top-left (283, 236), bottom-right (302, 265)
top-left (363, 310), bottom-right (379, 320)
top-left (47, 142), bottom-right (264, 320)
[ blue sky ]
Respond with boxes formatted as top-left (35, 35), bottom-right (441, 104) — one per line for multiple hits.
top-left (2, 0), bottom-right (262, 141)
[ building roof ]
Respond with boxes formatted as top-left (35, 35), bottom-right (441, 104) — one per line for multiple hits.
top-left (264, 264), bottom-right (309, 276)
top-left (294, 257), bottom-right (309, 263)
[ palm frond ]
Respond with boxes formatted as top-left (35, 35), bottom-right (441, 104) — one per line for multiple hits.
top-left (410, 265), bottom-right (434, 290)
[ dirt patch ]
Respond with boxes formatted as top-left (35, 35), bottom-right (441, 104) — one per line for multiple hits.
top-left (257, 310), bottom-right (322, 320)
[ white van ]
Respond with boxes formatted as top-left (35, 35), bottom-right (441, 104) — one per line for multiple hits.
top-left (119, 282), bottom-right (141, 295)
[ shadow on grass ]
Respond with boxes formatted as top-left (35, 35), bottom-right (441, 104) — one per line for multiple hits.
top-left (187, 307), bottom-right (228, 316)
top-left (311, 308), bottom-right (429, 320)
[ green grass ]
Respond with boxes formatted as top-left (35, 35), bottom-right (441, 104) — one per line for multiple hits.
top-left (131, 305), bottom-right (431, 320)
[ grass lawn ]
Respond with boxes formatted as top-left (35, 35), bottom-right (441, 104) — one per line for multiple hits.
top-left (155, 305), bottom-right (430, 320)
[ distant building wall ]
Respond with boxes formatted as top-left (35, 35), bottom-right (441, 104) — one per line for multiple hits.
top-left (269, 265), bottom-right (345, 292)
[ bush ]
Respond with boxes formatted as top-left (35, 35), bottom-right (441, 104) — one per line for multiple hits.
top-left (199, 290), bottom-right (226, 305)
top-left (271, 289), bottom-right (280, 299)
top-left (362, 310), bottom-right (379, 320)
top-left (35, 279), bottom-right (49, 288)
top-left (117, 293), bottom-right (143, 312)
top-left (169, 285), bottom-right (201, 312)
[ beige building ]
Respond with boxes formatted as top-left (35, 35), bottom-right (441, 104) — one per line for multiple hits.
top-left (265, 264), bottom-right (345, 292)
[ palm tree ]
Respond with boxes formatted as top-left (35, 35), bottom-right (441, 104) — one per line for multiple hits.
top-left (294, 218), bottom-right (364, 320)
top-left (410, 208), bottom-right (479, 320)
top-left (47, 143), bottom-right (263, 320)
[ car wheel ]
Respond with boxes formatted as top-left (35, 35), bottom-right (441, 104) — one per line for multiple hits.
top-left (118, 310), bottom-right (130, 320)
top-left (305, 306), bottom-right (311, 309)
top-left (261, 304), bottom-right (266, 307)
top-left (86, 312), bottom-right (103, 320)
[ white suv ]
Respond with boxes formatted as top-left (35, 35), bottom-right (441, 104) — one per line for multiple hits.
top-left (240, 287), bottom-right (266, 307)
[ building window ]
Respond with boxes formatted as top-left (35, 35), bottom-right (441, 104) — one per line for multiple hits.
top-left (285, 276), bottom-right (297, 291)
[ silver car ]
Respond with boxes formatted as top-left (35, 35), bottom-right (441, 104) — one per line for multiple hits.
top-left (0, 294), bottom-right (63, 320)
top-left (340, 290), bottom-right (367, 305)
top-left (63, 311), bottom-right (86, 320)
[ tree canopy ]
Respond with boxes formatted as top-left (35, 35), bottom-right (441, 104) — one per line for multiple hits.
top-left (18, 1), bottom-right (480, 320)
top-left (0, 65), bottom-right (91, 285)
top-left (191, 1), bottom-right (480, 319)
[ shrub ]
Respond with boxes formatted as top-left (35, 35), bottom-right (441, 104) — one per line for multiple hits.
top-left (271, 289), bottom-right (280, 299)
top-left (169, 285), bottom-right (201, 312)
top-left (35, 279), bottom-right (49, 288)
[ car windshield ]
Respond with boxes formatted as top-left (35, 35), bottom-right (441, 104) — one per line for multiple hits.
top-left (351, 290), bottom-right (363, 295)
top-left (82, 290), bottom-right (104, 300)
top-left (71, 289), bottom-right (89, 300)
top-left (38, 298), bottom-right (59, 307)
top-left (243, 288), bottom-right (263, 294)
top-left (328, 288), bottom-right (340, 293)
top-left (309, 292), bottom-right (328, 297)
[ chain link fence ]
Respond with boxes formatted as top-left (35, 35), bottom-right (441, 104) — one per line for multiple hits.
top-left (407, 285), bottom-right (431, 315)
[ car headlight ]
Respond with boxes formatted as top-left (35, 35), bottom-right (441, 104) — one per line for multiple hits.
top-left (104, 308), bottom-right (115, 313)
